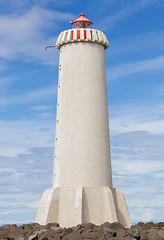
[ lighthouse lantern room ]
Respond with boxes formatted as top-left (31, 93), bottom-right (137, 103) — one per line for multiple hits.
top-left (72, 13), bottom-right (93, 29)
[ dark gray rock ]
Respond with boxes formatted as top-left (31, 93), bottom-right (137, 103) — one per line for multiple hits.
top-left (127, 225), bottom-right (141, 238)
top-left (0, 221), bottom-right (163, 240)
top-left (147, 229), bottom-right (163, 240)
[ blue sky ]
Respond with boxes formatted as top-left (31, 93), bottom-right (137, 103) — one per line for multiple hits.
top-left (0, 0), bottom-right (164, 225)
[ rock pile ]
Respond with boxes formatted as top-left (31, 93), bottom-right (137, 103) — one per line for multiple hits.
top-left (0, 221), bottom-right (163, 240)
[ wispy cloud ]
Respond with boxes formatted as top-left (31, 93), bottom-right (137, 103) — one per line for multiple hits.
top-left (0, 76), bottom-right (15, 93)
top-left (0, 145), bottom-right (54, 224)
top-left (109, 103), bottom-right (164, 135)
top-left (110, 30), bottom-right (164, 60)
top-left (0, 101), bottom-right (163, 224)
top-left (0, 0), bottom-right (75, 14)
top-left (0, 68), bottom-right (25, 94)
top-left (0, 85), bottom-right (57, 106)
top-left (0, 119), bottom-right (55, 157)
top-left (37, 112), bottom-right (54, 119)
top-left (30, 105), bottom-right (52, 111)
top-left (0, 7), bottom-right (74, 64)
top-left (0, 0), bottom-right (163, 226)
top-left (108, 55), bottom-right (164, 80)
top-left (109, 103), bottom-right (164, 223)
top-left (98, 0), bottom-right (161, 29)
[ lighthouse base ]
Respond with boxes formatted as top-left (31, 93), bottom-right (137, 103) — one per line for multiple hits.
top-left (35, 187), bottom-right (131, 228)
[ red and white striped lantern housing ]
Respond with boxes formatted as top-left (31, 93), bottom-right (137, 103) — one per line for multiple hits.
top-left (72, 13), bottom-right (93, 29)
top-left (56, 14), bottom-right (109, 50)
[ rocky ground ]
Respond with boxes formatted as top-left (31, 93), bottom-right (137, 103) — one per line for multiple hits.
top-left (0, 221), bottom-right (163, 240)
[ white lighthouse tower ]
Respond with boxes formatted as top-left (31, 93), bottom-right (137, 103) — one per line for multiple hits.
top-left (36, 14), bottom-right (131, 228)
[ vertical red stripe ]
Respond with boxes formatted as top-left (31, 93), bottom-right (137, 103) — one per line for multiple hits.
top-left (72, 31), bottom-right (74, 40)
top-left (84, 30), bottom-right (86, 39)
top-left (77, 30), bottom-right (80, 39)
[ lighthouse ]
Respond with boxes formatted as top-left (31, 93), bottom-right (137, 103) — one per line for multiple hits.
top-left (36, 14), bottom-right (131, 228)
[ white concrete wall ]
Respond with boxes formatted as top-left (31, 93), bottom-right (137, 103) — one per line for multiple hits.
top-left (112, 188), bottom-right (132, 229)
top-left (56, 29), bottom-right (109, 50)
top-left (36, 29), bottom-right (132, 229)
top-left (53, 41), bottom-right (113, 188)
top-left (36, 186), bottom-right (129, 228)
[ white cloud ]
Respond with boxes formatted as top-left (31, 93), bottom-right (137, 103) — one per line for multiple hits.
top-left (0, 68), bottom-right (26, 95)
top-left (113, 159), bottom-right (163, 175)
top-left (0, 168), bottom-right (17, 173)
top-left (0, 76), bottom-right (15, 93)
top-left (0, 119), bottom-right (55, 157)
top-left (131, 211), bottom-right (155, 223)
top-left (0, 85), bottom-right (57, 106)
top-left (99, 0), bottom-right (161, 29)
top-left (0, 0), bottom-right (75, 13)
top-left (108, 56), bottom-right (164, 80)
top-left (108, 30), bottom-right (164, 65)
top-left (0, 1), bottom-right (163, 225)
top-left (37, 112), bottom-right (54, 119)
top-left (30, 105), bottom-right (52, 111)
top-left (0, 7), bottom-right (74, 64)
top-left (0, 101), bottom-right (163, 225)
top-left (108, 100), bottom-right (164, 223)
top-left (153, 172), bottom-right (164, 178)
top-left (109, 103), bottom-right (164, 135)
top-left (0, 146), bottom-right (54, 224)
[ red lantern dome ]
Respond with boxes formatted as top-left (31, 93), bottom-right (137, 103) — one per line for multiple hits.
top-left (72, 13), bottom-right (93, 29)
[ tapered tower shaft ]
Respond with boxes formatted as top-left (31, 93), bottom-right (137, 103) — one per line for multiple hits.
top-left (53, 29), bottom-right (112, 189)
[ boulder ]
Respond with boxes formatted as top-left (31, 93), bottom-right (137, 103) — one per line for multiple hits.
top-left (0, 221), bottom-right (163, 240)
